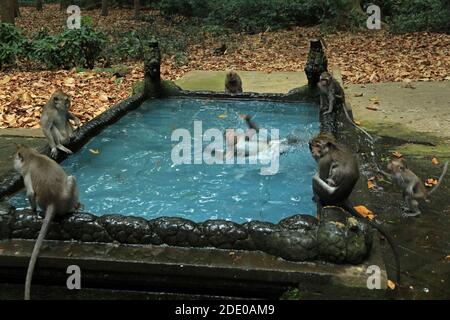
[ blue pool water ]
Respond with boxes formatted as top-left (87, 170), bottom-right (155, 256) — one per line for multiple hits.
top-left (10, 99), bottom-right (319, 223)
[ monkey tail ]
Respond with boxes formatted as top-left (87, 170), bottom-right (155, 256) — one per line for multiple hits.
top-left (342, 103), bottom-right (374, 142)
top-left (24, 205), bottom-right (55, 300)
top-left (428, 161), bottom-right (448, 196)
top-left (343, 202), bottom-right (401, 286)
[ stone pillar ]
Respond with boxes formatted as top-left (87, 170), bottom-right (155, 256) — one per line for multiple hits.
top-left (143, 39), bottom-right (162, 98)
top-left (304, 39), bottom-right (328, 88)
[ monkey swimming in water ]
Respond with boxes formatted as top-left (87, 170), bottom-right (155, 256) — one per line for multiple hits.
top-left (209, 114), bottom-right (301, 162)
top-left (309, 133), bottom-right (401, 284)
top-left (379, 158), bottom-right (448, 216)
top-left (40, 90), bottom-right (81, 158)
top-left (225, 71), bottom-right (243, 94)
top-left (318, 72), bottom-right (373, 142)
top-left (13, 145), bottom-right (81, 300)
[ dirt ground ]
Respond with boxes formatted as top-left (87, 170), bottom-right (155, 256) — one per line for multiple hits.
top-left (347, 81), bottom-right (450, 145)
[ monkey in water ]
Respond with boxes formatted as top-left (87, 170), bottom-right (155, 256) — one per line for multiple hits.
top-left (40, 90), bottom-right (81, 158)
top-left (225, 71), bottom-right (243, 94)
top-left (379, 158), bottom-right (448, 217)
top-left (309, 133), bottom-right (401, 284)
top-left (318, 72), bottom-right (373, 142)
top-left (13, 145), bottom-right (80, 300)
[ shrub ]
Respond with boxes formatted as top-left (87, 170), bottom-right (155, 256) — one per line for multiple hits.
top-left (363, 0), bottom-right (449, 33)
top-left (389, 0), bottom-right (449, 33)
top-left (29, 23), bottom-right (107, 69)
top-left (0, 23), bottom-right (27, 67)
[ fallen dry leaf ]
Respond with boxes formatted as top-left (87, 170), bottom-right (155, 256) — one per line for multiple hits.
top-left (218, 113), bottom-right (227, 119)
top-left (431, 157), bottom-right (439, 165)
top-left (89, 149), bottom-right (100, 155)
top-left (0, 75), bottom-right (11, 85)
top-left (99, 94), bottom-right (109, 102)
top-left (367, 179), bottom-right (376, 189)
top-left (354, 120), bottom-right (362, 125)
top-left (64, 77), bottom-right (76, 87)
top-left (366, 105), bottom-right (379, 111)
top-left (392, 151), bottom-right (403, 158)
top-left (387, 280), bottom-right (396, 290)
top-left (353, 205), bottom-right (376, 220)
top-left (353, 92), bottom-right (364, 97)
top-left (425, 178), bottom-right (438, 187)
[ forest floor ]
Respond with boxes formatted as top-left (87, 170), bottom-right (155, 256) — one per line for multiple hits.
top-left (1, 4), bottom-right (449, 129)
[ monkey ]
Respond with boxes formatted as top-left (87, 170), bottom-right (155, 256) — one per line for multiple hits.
top-left (13, 145), bottom-right (80, 300)
top-left (318, 72), bottom-right (373, 142)
top-left (379, 158), bottom-right (448, 216)
top-left (225, 71), bottom-right (243, 94)
top-left (309, 133), bottom-right (401, 284)
top-left (40, 90), bottom-right (81, 158)
top-left (214, 44), bottom-right (227, 56)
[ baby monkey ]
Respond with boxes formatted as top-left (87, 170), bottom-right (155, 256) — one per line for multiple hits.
top-left (380, 158), bottom-right (448, 216)
top-left (40, 90), bottom-right (81, 158)
top-left (13, 145), bottom-right (80, 300)
top-left (225, 71), bottom-right (243, 94)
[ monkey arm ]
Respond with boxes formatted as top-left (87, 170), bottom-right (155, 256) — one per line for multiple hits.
top-left (326, 90), bottom-right (335, 114)
top-left (378, 169), bottom-right (393, 181)
top-left (41, 118), bottom-right (57, 150)
top-left (319, 94), bottom-right (324, 110)
top-left (68, 112), bottom-right (81, 126)
top-left (245, 117), bottom-right (259, 133)
top-left (313, 173), bottom-right (337, 194)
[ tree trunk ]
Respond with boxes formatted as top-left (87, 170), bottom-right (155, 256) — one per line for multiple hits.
top-left (134, 0), bottom-right (140, 20)
top-left (101, 0), bottom-right (109, 16)
top-left (36, 0), bottom-right (43, 11)
top-left (60, 0), bottom-right (70, 11)
top-left (0, 0), bottom-right (16, 25)
top-left (14, 0), bottom-right (20, 17)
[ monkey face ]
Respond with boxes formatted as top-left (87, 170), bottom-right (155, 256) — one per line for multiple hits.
top-left (387, 159), bottom-right (406, 173)
top-left (52, 92), bottom-right (70, 111)
top-left (319, 72), bottom-right (331, 87)
top-left (226, 71), bottom-right (238, 82)
top-left (309, 140), bottom-right (326, 161)
top-left (13, 151), bottom-right (24, 172)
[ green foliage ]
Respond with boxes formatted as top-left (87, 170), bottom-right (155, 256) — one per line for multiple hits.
top-left (157, 0), bottom-right (366, 33)
top-left (389, 0), bottom-right (449, 33)
top-left (363, 0), bottom-right (449, 33)
top-left (111, 31), bottom-right (143, 60)
top-left (0, 23), bottom-right (27, 67)
top-left (132, 80), bottom-right (145, 95)
top-left (29, 24), bottom-right (107, 69)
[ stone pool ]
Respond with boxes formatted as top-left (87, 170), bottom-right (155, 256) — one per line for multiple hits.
top-left (10, 98), bottom-right (319, 223)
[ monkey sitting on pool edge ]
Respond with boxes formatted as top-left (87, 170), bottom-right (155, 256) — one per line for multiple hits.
top-left (379, 158), bottom-right (448, 217)
top-left (309, 132), bottom-right (401, 285)
top-left (40, 90), bottom-right (81, 158)
top-left (318, 71), bottom-right (373, 142)
top-left (13, 145), bottom-right (81, 300)
top-left (225, 71), bottom-right (243, 94)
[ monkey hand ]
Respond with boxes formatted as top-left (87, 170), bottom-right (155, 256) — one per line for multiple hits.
top-left (50, 147), bottom-right (59, 158)
top-left (57, 145), bottom-right (73, 155)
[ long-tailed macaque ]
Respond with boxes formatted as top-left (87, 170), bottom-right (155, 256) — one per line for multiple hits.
top-left (40, 90), bottom-right (81, 158)
top-left (309, 133), bottom-right (401, 284)
top-left (318, 72), bottom-right (373, 141)
top-left (380, 158), bottom-right (448, 216)
top-left (225, 71), bottom-right (243, 94)
top-left (13, 145), bottom-right (80, 300)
